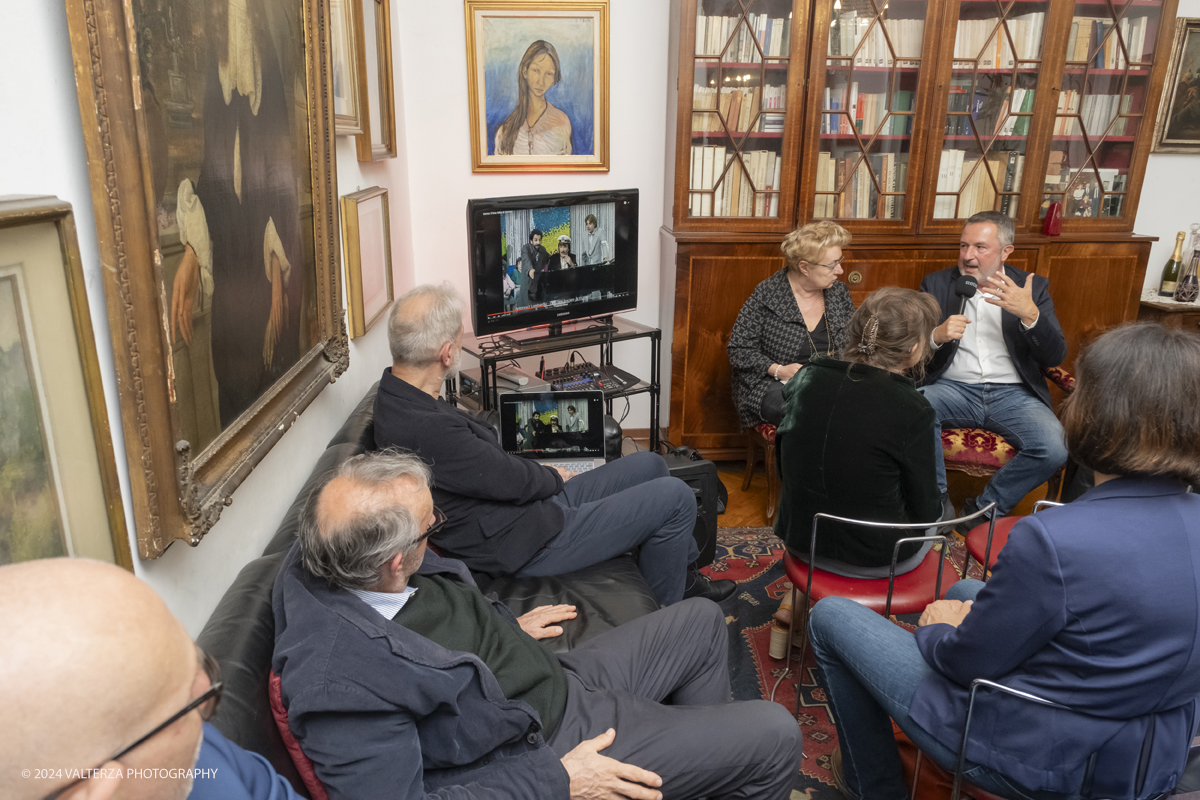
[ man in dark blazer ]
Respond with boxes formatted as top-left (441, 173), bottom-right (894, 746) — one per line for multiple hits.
top-left (372, 283), bottom-right (734, 605)
top-left (920, 211), bottom-right (1068, 525)
top-left (272, 450), bottom-right (801, 800)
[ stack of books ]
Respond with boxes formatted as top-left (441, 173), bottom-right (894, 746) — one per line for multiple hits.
top-left (695, 12), bottom-right (791, 59)
top-left (822, 84), bottom-right (914, 135)
top-left (952, 13), bottom-right (1046, 66)
top-left (689, 146), bottom-right (782, 218)
top-left (814, 152), bottom-right (908, 220)
top-left (829, 14), bottom-right (924, 66)
top-left (934, 150), bottom-right (1025, 219)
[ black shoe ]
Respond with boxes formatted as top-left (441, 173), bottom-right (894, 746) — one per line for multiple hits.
top-left (936, 492), bottom-right (957, 535)
top-left (955, 497), bottom-right (982, 537)
top-left (683, 569), bottom-right (737, 602)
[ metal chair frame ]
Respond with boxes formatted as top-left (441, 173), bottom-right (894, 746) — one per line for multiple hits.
top-left (775, 502), bottom-right (998, 756)
top-left (961, 500), bottom-right (1063, 581)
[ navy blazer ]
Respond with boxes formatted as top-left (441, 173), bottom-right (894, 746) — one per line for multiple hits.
top-left (373, 369), bottom-right (564, 575)
top-left (910, 477), bottom-right (1200, 798)
top-left (272, 544), bottom-right (570, 800)
top-left (920, 264), bottom-right (1066, 408)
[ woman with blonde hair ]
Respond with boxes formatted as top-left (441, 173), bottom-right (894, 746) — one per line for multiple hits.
top-left (494, 40), bottom-right (572, 156)
top-left (768, 287), bottom-right (944, 657)
top-left (728, 221), bottom-right (854, 428)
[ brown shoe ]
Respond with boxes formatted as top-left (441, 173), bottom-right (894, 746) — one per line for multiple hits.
top-left (772, 587), bottom-right (808, 627)
top-left (829, 747), bottom-right (857, 800)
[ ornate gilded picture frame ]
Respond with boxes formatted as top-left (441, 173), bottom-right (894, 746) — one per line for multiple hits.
top-left (1153, 18), bottom-right (1200, 153)
top-left (356, 0), bottom-right (398, 161)
top-left (0, 197), bottom-right (132, 569)
top-left (464, 0), bottom-right (610, 172)
top-left (67, 0), bottom-right (348, 559)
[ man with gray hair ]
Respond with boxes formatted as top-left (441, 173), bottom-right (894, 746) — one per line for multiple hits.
top-left (920, 211), bottom-right (1068, 529)
top-left (373, 283), bottom-right (733, 605)
top-left (272, 449), bottom-right (802, 800)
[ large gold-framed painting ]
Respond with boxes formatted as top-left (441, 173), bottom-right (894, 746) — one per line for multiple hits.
top-left (465, 0), bottom-right (609, 172)
top-left (0, 198), bottom-right (131, 569)
top-left (67, 0), bottom-right (347, 558)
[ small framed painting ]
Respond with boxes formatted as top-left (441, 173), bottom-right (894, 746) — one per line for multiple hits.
top-left (0, 197), bottom-right (131, 568)
top-left (464, 0), bottom-right (609, 172)
top-left (331, 0), bottom-right (367, 135)
top-left (356, 0), bottom-right (398, 161)
top-left (1154, 18), bottom-right (1200, 153)
top-left (341, 187), bottom-right (394, 338)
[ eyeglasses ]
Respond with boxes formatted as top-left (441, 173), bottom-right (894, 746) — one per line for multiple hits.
top-left (414, 506), bottom-right (447, 545)
top-left (807, 257), bottom-right (844, 271)
top-left (41, 648), bottom-right (224, 800)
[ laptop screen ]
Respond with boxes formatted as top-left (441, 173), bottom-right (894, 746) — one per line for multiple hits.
top-left (500, 391), bottom-right (605, 457)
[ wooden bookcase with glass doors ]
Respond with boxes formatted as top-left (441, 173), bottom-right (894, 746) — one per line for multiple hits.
top-left (668, 0), bottom-right (1178, 456)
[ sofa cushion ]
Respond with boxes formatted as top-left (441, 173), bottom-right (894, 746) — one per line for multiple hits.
top-left (195, 551), bottom-right (306, 795)
top-left (473, 555), bottom-right (659, 654)
top-left (324, 382), bottom-right (379, 450)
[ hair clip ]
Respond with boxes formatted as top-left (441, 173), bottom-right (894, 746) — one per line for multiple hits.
top-left (856, 315), bottom-right (880, 356)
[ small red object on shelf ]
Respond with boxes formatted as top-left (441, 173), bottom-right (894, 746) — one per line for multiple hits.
top-left (1042, 201), bottom-right (1063, 235)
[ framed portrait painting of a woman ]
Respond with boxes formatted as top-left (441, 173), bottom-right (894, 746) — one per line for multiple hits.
top-left (465, 0), bottom-right (609, 172)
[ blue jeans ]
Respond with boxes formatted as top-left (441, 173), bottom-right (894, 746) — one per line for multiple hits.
top-left (515, 451), bottom-right (699, 605)
top-left (919, 381), bottom-right (1067, 515)
top-left (808, 581), bottom-right (1074, 800)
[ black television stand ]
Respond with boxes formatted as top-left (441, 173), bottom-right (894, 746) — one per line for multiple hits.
top-left (500, 315), bottom-right (617, 345)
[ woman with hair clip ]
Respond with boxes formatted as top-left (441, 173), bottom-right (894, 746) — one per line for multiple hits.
top-left (494, 40), bottom-right (572, 156)
top-left (768, 287), bottom-right (944, 658)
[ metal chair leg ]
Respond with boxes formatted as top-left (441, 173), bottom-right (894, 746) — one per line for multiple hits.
top-left (911, 750), bottom-right (924, 799)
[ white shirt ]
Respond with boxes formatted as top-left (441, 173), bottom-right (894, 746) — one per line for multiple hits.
top-left (940, 290), bottom-right (1024, 385)
top-left (349, 585), bottom-right (418, 621)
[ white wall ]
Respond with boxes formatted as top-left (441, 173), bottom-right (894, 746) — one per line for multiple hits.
top-left (1135, 0), bottom-right (1200, 290)
top-left (0, 0), bottom-right (672, 635)
top-left (394, 1), bottom-right (671, 430)
top-left (1, 2), bottom-right (417, 636)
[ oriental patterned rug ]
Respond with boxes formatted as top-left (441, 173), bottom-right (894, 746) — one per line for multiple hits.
top-left (700, 526), bottom-right (983, 800)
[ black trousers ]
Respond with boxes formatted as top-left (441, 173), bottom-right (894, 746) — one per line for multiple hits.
top-left (760, 381), bottom-right (786, 426)
top-left (549, 599), bottom-right (801, 800)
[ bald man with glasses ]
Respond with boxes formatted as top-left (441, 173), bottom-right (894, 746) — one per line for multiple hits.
top-left (1, 558), bottom-right (302, 800)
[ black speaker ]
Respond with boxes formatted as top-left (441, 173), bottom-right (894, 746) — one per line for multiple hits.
top-left (660, 451), bottom-right (721, 568)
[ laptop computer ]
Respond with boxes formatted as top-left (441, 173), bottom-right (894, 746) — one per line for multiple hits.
top-left (499, 390), bottom-right (606, 472)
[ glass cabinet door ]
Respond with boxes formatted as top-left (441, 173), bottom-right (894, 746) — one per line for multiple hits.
top-left (1041, 0), bottom-right (1168, 223)
top-left (808, 0), bottom-right (933, 227)
top-left (929, 0), bottom-right (1051, 224)
top-left (686, 0), bottom-right (802, 222)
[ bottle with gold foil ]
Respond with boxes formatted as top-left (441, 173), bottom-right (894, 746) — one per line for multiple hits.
top-left (1159, 231), bottom-right (1185, 297)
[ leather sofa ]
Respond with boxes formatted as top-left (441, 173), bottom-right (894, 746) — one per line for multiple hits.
top-left (195, 384), bottom-right (660, 795)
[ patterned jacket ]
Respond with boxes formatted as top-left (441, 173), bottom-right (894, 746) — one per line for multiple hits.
top-left (727, 268), bottom-right (854, 428)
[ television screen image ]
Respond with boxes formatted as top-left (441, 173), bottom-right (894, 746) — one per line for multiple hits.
top-left (467, 189), bottom-right (638, 337)
top-left (500, 393), bottom-right (604, 456)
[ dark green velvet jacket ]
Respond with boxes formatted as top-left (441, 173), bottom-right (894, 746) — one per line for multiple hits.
top-left (774, 356), bottom-right (942, 567)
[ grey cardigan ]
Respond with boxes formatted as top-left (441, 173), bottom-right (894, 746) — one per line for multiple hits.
top-left (727, 268), bottom-right (854, 428)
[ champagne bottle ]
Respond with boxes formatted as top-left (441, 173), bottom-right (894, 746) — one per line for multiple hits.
top-left (1159, 231), bottom-right (1185, 297)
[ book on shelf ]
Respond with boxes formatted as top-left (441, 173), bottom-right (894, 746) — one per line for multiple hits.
top-left (934, 149), bottom-right (1024, 219)
top-left (688, 146), bottom-right (780, 218)
top-left (829, 14), bottom-right (925, 67)
top-left (695, 12), bottom-right (792, 58)
top-left (814, 152), bottom-right (906, 219)
top-left (953, 13), bottom-right (1046, 67)
top-left (1069, 14), bottom-right (1151, 68)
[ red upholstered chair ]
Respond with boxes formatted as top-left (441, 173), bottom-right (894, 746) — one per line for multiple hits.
top-left (941, 367), bottom-right (1075, 502)
top-left (772, 504), bottom-right (997, 754)
top-left (268, 671), bottom-right (331, 800)
top-left (743, 423), bottom-right (779, 520)
top-left (962, 500), bottom-right (1063, 578)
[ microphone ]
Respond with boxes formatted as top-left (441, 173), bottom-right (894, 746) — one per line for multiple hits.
top-left (955, 274), bottom-right (978, 315)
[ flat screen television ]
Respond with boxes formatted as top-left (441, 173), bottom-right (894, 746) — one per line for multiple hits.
top-left (466, 188), bottom-right (638, 339)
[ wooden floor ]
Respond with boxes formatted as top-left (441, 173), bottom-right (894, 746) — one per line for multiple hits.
top-left (716, 459), bottom-right (1050, 530)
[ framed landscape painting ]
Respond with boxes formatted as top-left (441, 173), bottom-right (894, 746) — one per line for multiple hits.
top-left (1154, 18), bottom-right (1200, 153)
top-left (465, 0), bottom-right (609, 172)
top-left (0, 198), bottom-right (131, 569)
top-left (67, 0), bottom-right (348, 558)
